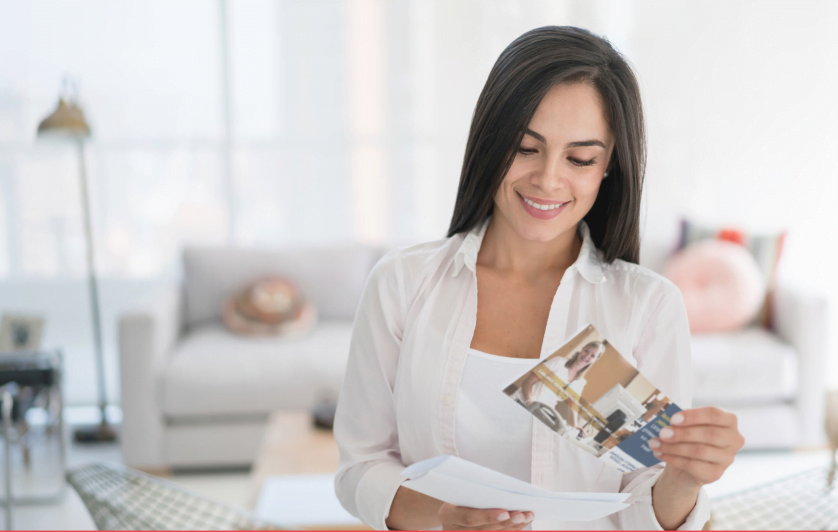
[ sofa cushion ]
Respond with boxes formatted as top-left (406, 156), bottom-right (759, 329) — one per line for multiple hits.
top-left (183, 245), bottom-right (381, 328)
top-left (691, 327), bottom-right (797, 406)
top-left (162, 321), bottom-right (353, 418)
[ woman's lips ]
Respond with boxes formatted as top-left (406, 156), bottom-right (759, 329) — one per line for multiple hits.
top-left (518, 192), bottom-right (569, 220)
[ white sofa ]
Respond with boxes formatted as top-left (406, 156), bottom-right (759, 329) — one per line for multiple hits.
top-left (688, 284), bottom-right (829, 449)
top-left (120, 245), bottom-right (829, 469)
top-left (119, 245), bottom-right (382, 469)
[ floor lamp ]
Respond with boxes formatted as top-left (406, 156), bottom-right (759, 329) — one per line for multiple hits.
top-left (37, 88), bottom-right (116, 443)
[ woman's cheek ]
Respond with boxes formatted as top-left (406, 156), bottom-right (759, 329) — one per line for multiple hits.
top-left (578, 175), bottom-right (604, 208)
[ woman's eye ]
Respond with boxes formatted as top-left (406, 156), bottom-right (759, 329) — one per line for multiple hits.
top-left (518, 147), bottom-right (537, 155)
top-left (569, 157), bottom-right (597, 167)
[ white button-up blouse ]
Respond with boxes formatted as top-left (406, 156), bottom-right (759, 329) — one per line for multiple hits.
top-left (333, 219), bottom-right (710, 530)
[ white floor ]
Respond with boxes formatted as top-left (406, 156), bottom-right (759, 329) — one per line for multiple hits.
top-left (0, 410), bottom-right (834, 530)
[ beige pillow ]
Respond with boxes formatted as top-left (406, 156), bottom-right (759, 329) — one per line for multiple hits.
top-left (223, 278), bottom-right (317, 337)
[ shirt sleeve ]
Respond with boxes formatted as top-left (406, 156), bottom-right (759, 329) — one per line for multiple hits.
top-left (617, 283), bottom-right (712, 531)
top-left (333, 251), bottom-right (408, 530)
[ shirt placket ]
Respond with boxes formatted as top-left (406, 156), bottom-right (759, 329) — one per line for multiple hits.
top-left (531, 267), bottom-right (576, 488)
top-left (437, 267), bottom-right (479, 457)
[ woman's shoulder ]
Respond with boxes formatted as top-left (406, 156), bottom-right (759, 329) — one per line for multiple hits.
top-left (368, 233), bottom-right (466, 292)
top-left (600, 258), bottom-right (683, 308)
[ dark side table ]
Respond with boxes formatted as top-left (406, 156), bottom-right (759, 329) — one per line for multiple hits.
top-left (0, 349), bottom-right (66, 529)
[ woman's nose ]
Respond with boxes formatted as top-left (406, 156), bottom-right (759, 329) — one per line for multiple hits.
top-left (532, 155), bottom-right (569, 192)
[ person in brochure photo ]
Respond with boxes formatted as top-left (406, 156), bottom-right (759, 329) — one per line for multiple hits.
top-left (333, 26), bottom-right (745, 530)
top-left (517, 340), bottom-right (605, 433)
top-left (521, 340), bottom-right (605, 403)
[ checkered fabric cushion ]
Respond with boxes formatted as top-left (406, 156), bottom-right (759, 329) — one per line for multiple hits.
top-left (67, 462), bottom-right (284, 530)
top-left (709, 466), bottom-right (838, 530)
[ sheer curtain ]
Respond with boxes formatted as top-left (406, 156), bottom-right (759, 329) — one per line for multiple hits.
top-left (1, 0), bottom-right (836, 403)
top-left (0, 0), bottom-right (573, 281)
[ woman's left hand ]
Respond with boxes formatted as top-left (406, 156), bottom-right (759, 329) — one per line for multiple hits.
top-left (650, 406), bottom-right (745, 488)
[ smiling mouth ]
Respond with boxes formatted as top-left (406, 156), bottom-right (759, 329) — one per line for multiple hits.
top-left (517, 192), bottom-right (569, 211)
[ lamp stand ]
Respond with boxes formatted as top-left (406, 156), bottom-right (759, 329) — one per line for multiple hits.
top-left (72, 139), bottom-right (116, 443)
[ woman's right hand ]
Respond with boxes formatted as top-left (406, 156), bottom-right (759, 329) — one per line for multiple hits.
top-left (437, 503), bottom-right (534, 530)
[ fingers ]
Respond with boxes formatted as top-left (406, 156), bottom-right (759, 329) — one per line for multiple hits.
top-left (656, 425), bottom-right (731, 447)
top-left (654, 452), bottom-right (729, 484)
top-left (438, 505), bottom-right (506, 528)
top-left (447, 512), bottom-right (530, 531)
top-left (655, 416), bottom-right (745, 450)
top-left (438, 504), bottom-right (534, 530)
top-left (494, 511), bottom-right (533, 531)
top-left (653, 406), bottom-right (745, 451)
top-left (669, 407), bottom-right (737, 429)
top-left (649, 408), bottom-right (746, 487)
top-left (650, 441), bottom-right (733, 466)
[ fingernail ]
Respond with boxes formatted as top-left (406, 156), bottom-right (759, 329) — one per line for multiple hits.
top-left (497, 512), bottom-right (510, 521)
top-left (671, 413), bottom-right (684, 425)
top-left (649, 439), bottom-right (660, 448)
top-left (512, 514), bottom-right (525, 524)
top-left (660, 428), bottom-right (674, 439)
top-left (525, 513), bottom-right (535, 523)
top-left (654, 451), bottom-right (662, 457)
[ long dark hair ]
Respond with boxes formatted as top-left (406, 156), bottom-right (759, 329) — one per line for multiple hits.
top-left (446, 26), bottom-right (645, 264)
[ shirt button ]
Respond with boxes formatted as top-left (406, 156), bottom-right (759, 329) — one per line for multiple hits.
top-left (443, 395), bottom-right (452, 405)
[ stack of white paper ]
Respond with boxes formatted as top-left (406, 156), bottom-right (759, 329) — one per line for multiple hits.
top-left (401, 456), bottom-right (630, 522)
top-left (254, 474), bottom-right (363, 527)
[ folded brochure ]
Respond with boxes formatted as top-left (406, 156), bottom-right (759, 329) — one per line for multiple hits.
top-left (401, 455), bottom-right (629, 522)
top-left (503, 324), bottom-right (682, 474)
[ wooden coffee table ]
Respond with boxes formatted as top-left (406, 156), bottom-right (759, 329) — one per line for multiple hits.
top-left (249, 410), bottom-right (371, 530)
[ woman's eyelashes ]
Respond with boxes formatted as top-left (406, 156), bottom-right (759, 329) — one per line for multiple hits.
top-left (568, 156), bottom-right (597, 167)
top-left (516, 147), bottom-right (597, 168)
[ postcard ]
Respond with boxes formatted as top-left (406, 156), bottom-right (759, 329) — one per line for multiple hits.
top-left (503, 324), bottom-right (681, 474)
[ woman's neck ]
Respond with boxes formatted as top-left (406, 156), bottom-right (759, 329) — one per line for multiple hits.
top-left (477, 210), bottom-right (583, 279)
top-left (567, 360), bottom-right (585, 381)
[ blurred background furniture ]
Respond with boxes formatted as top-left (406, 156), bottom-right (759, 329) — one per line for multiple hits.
top-left (646, 237), bottom-right (830, 450)
top-left (249, 410), bottom-right (366, 529)
top-left (119, 245), bottom-right (382, 470)
top-left (826, 390), bottom-right (838, 486)
top-left (708, 466), bottom-right (838, 529)
top-left (120, 237), bottom-right (828, 472)
top-left (37, 83), bottom-right (116, 444)
top-left (0, 349), bottom-right (66, 529)
top-left (689, 284), bottom-right (829, 450)
top-left (67, 462), bottom-right (283, 530)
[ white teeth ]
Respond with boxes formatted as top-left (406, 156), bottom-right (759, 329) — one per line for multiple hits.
top-left (523, 197), bottom-right (565, 210)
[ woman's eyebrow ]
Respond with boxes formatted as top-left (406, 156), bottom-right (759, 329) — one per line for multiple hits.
top-left (524, 128), bottom-right (546, 143)
top-left (524, 129), bottom-right (606, 149)
top-left (565, 140), bottom-right (606, 149)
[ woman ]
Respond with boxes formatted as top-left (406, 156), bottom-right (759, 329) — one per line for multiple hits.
top-left (334, 26), bottom-right (744, 530)
top-left (519, 341), bottom-right (605, 432)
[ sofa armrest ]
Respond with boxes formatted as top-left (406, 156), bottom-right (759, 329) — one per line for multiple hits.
top-left (119, 285), bottom-right (183, 468)
top-left (772, 281), bottom-right (830, 446)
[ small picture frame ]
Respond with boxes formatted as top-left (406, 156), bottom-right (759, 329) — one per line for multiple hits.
top-left (0, 314), bottom-right (45, 353)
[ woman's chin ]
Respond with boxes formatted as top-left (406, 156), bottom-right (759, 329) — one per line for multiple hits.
top-left (511, 219), bottom-right (573, 244)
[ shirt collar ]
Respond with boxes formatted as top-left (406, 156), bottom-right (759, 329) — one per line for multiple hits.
top-left (452, 218), bottom-right (606, 284)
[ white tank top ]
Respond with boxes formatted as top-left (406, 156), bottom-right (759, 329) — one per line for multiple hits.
top-left (454, 348), bottom-right (534, 483)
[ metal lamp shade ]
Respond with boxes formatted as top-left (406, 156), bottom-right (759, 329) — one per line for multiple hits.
top-left (37, 98), bottom-right (91, 138)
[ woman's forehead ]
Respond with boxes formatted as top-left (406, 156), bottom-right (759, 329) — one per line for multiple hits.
top-left (528, 83), bottom-right (612, 146)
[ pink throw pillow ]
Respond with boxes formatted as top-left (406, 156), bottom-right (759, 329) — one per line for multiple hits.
top-left (664, 240), bottom-right (765, 334)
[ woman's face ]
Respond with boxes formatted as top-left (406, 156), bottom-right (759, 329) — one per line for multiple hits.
top-left (493, 82), bottom-right (615, 243)
top-left (578, 344), bottom-right (601, 367)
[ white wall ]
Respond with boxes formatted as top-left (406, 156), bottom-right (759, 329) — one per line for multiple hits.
top-left (627, 1), bottom-right (838, 382)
